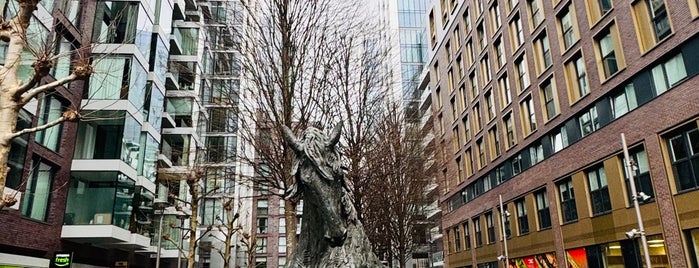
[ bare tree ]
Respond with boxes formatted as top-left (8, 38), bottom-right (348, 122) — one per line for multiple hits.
top-left (234, 0), bottom-right (359, 253)
top-left (363, 103), bottom-right (430, 268)
top-left (0, 0), bottom-right (94, 209)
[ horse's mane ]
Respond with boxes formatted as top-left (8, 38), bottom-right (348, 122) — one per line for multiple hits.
top-left (291, 127), bottom-right (343, 182)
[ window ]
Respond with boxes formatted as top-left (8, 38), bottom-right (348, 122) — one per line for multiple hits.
top-left (256, 237), bottom-right (267, 254)
top-left (466, 40), bottom-right (475, 66)
top-left (528, 0), bottom-right (543, 29)
top-left (512, 154), bottom-right (523, 175)
top-left (474, 217), bottom-right (483, 246)
top-left (279, 257), bottom-right (287, 268)
top-left (480, 56), bottom-right (492, 85)
top-left (435, 87), bottom-right (442, 108)
top-left (477, 24), bottom-right (486, 51)
top-left (453, 27), bottom-right (461, 49)
top-left (514, 55), bottom-right (530, 92)
top-left (558, 178), bottom-right (578, 223)
top-left (534, 33), bottom-right (552, 73)
top-left (35, 96), bottom-right (65, 152)
top-left (499, 75), bottom-right (512, 108)
top-left (579, 106), bottom-right (599, 137)
top-left (473, 103), bottom-right (482, 131)
top-left (454, 226), bottom-right (462, 251)
top-left (459, 85), bottom-right (467, 112)
top-left (257, 217), bottom-right (268, 233)
top-left (257, 199), bottom-right (268, 215)
top-left (445, 42), bottom-right (452, 63)
top-left (535, 190), bottom-right (551, 229)
top-left (565, 55), bottom-right (589, 103)
top-left (456, 56), bottom-right (464, 79)
top-left (508, 0), bottom-right (519, 13)
top-left (469, 72), bottom-right (478, 98)
top-left (438, 114), bottom-right (445, 136)
top-left (93, 2), bottom-right (139, 43)
top-left (651, 53), bottom-right (687, 95)
top-left (622, 148), bottom-right (654, 203)
top-left (465, 148), bottom-right (474, 176)
top-left (529, 142), bottom-right (544, 164)
top-left (485, 91), bottom-right (495, 120)
top-left (633, 0), bottom-right (671, 51)
top-left (21, 160), bottom-right (54, 221)
top-left (447, 68), bottom-right (455, 92)
top-left (486, 212), bottom-right (495, 243)
top-left (515, 198), bottom-right (529, 235)
top-left (510, 15), bottom-right (525, 49)
top-left (596, 25), bottom-right (625, 79)
top-left (520, 96), bottom-right (537, 135)
top-left (504, 113), bottom-right (516, 148)
top-left (255, 257), bottom-right (266, 268)
top-left (588, 165), bottom-right (611, 215)
top-left (474, 0), bottom-right (484, 16)
top-left (503, 206), bottom-right (511, 238)
top-left (586, 0), bottom-right (612, 25)
top-left (453, 127), bottom-right (461, 153)
top-left (494, 38), bottom-right (505, 69)
top-left (477, 138), bottom-right (487, 168)
top-left (450, 97), bottom-right (458, 119)
top-left (279, 217), bottom-right (286, 233)
top-left (611, 84), bottom-right (637, 118)
top-left (433, 62), bottom-right (440, 82)
top-left (490, 3), bottom-right (502, 32)
top-left (551, 126), bottom-right (568, 152)
top-left (88, 56), bottom-right (132, 100)
top-left (666, 125), bottom-right (699, 191)
top-left (456, 156), bottom-right (464, 183)
top-left (540, 78), bottom-right (558, 120)
top-left (559, 5), bottom-right (578, 50)
top-left (489, 127), bottom-right (501, 157)
top-left (464, 8), bottom-right (472, 33)
top-left (279, 237), bottom-right (287, 253)
top-left (463, 116), bottom-right (472, 142)
top-left (463, 221), bottom-right (471, 249)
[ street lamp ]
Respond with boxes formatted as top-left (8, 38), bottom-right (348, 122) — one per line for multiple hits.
top-left (621, 133), bottom-right (652, 268)
top-left (498, 194), bottom-right (509, 266)
top-left (154, 199), bottom-right (169, 268)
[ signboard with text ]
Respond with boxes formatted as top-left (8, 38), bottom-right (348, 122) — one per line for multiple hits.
top-left (49, 252), bottom-right (73, 268)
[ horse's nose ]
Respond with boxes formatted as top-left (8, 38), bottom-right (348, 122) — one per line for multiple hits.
top-left (324, 228), bottom-right (348, 247)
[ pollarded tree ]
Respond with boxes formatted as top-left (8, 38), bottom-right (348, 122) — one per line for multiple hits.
top-left (0, 0), bottom-right (92, 209)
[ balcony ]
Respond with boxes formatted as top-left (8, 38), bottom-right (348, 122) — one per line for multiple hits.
top-left (425, 200), bottom-right (441, 220)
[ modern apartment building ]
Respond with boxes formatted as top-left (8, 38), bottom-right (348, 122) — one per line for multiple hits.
top-left (0, 0), bottom-right (247, 267)
top-left (428, 0), bottom-right (699, 267)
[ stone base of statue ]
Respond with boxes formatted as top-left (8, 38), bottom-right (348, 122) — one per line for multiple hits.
top-left (282, 124), bottom-right (384, 268)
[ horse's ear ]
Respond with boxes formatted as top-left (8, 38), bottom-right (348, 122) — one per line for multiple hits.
top-left (326, 121), bottom-right (342, 148)
top-left (282, 125), bottom-right (302, 153)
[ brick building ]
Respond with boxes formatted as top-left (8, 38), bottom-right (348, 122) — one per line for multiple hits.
top-left (427, 0), bottom-right (699, 267)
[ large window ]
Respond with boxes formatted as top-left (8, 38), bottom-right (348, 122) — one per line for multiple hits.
top-left (515, 198), bottom-right (529, 235)
top-left (611, 84), bottom-right (638, 118)
top-left (257, 217), bottom-right (268, 233)
top-left (486, 212), bottom-right (495, 243)
top-left (565, 55), bottom-right (589, 103)
top-left (520, 96), bottom-right (537, 136)
top-left (633, 0), bottom-right (671, 51)
top-left (514, 55), bottom-right (530, 92)
top-left (257, 199), bottom-right (269, 215)
top-left (535, 190), bottom-right (551, 229)
top-left (596, 25), bottom-right (624, 79)
top-left (534, 33), bottom-right (552, 73)
top-left (256, 237), bottom-right (267, 254)
top-left (579, 106), bottom-right (599, 137)
top-left (64, 172), bottom-right (135, 229)
top-left (202, 198), bottom-right (222, 226)
top-left (667, 125), bottom-right (699, 191)
top-left (454, 226), bottom-right (462, 251)
top-left (623, 148), bottom-right (654, 203)
top-left (540, 78), bottom-right (558, 121)
top-left (463, 221), bottom-right (471, 249)
top-left (558, 178), bottom-right (578, 223)
top-left (21, 160), bottom-right (54, 221)
top-left (89, 56), bottom-right (131, 100)
top-left (510, 15), bottom-right (525, 49)
top-left (92, 1), bottom-right (139, 43)
top-left (474, 217), bottom-right (483, 246)
top-left (651, 53), bottom-right (687, 95)
top-left (588, 165), bottom-right (611, 215)
top-left (35, 96), bottom-right (65, 152)
top-left (558, 5), bottom-right (578, 50)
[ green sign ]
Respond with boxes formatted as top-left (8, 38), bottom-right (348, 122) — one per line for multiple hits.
top-left (50, 252), bottom-right (73, 268)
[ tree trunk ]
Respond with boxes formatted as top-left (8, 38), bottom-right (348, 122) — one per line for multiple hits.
top-left (284, 200), bottom-right (297, 255)
top-left (187, 176), bottom-right (200, 268)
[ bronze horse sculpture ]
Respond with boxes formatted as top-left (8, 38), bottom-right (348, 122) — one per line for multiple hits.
top-left (282, 123), bottom-right (383, 267)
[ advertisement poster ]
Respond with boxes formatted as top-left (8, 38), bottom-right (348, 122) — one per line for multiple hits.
top-left (566, 248), bottom-right (588, 268)
top-left (509, 253), bottom-right (557, 268)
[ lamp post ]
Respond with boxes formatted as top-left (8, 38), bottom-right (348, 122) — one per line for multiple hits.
top-left (621, 133), bottom-right (652, 268)
top-left (154, 200), bottom-right (169, 268)
top-left (498, 194), bottom-right (509, 266)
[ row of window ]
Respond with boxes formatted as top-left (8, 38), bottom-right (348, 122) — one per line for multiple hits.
top-left (255, 236), bottom-right (287, 255)
top-left (447, 44), bottom-right (697, 211)
top-left (447, 146), bottom-right (652, 254)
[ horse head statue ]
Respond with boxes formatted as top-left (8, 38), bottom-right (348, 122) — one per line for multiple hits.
top-left (282, 123), bottom-right (383, 268)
